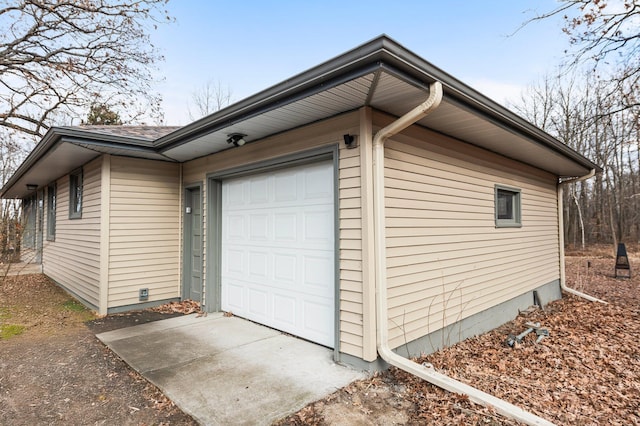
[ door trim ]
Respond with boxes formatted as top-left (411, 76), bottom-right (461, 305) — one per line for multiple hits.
top-left (205, 179), bottom-right (222, 312)
top-left (205, 145), bottom-right (340, 352)
top-left (182, 183), bottom-right (204, 304)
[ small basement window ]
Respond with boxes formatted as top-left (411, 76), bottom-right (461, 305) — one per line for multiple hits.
top-left (69, 169), bottom-right (83, 219)
top-left (495, 185), bottom-right (521, 228)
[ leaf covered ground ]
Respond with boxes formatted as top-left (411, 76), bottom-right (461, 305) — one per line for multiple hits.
top-left (278, 248), bottom-right (640, 425)
top-left (1, 247), bottom-right (639, 425)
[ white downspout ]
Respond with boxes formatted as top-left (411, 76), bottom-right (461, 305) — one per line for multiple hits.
top-left (373, 81), bottom-right (555, 426)
top-left (557, 169), bottom-right (606, 303)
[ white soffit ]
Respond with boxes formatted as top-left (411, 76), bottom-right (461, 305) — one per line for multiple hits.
top-left (161, 73), bottom-right (376, 162)
top-left (371, 72), bottom-right (589, 177)
top-left (370, 71), bottom-right (428, 107)
top-left (162, 68), bottom-right (589, 177)
top-left (417, 103), bottom-right (589, 177)
top-left (5, 142), bottom-right (99, 198)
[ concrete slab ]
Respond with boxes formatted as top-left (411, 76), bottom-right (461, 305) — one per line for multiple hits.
top-left (98, 313), bottom-right (223, 343)
top-left (1, 262), bottom-right (42, 276)
top-left (97, 314), bottom-right (365, 425)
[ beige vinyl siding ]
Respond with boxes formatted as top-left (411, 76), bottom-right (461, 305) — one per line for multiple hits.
top-left (382, 128), bottom-right (560, 350)
top-left (339, 136), bottom-right (364, 358)
top-left (42, 157), bottom-right (101, 308)
top-left (108, 157), bottom-right (181, 308)
top-left (182, 112), bottom-right (359, 182)
top-left (182, 111), bottom-right (366, 358)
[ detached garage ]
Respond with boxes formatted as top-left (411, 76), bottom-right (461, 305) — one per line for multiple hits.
top-left (1, 36), bottom-right (599, 372)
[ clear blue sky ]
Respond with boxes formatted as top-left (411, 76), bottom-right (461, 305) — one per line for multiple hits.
top-left (152, 1), bottom-right (569, 125)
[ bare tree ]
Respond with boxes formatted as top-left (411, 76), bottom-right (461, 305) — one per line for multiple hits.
top-left (527, 0), bottom-right (640, 114)
top-left (511, 69), bottom-right (640, 248)
top-left (0, 0), bottom-right (172, 139)
top-left (187, 79), bottom-right (232, 121)
top-left (0, 128), bottom-right (26, 261)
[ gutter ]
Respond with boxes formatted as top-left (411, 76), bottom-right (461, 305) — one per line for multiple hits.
top-left (0, 129), bottom-right (59, 198)
top-left (0, 127), bottom-right (176, 199)
top-left (373, 81), bottom-right (555, 426)
top-left (1, 128), bottom-right (176, 199)
top-left (557, 170), bottom-right (607, 303)
top-left (152, 35), bottom-right (598, 175)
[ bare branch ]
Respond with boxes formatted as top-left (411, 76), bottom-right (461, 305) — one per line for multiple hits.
top-left (521, 1), bottom-right (640, 114)
top-left (187, 79), bottom-right (233, 121)
top-left (0, 0), bottom-right (172, 139)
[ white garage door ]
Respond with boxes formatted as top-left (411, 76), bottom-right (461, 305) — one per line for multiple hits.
top-left (221, 161), bottom-right (335, 347)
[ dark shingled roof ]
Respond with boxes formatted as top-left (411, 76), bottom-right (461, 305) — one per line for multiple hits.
top-left (61, 125), bottom-right (181, 141)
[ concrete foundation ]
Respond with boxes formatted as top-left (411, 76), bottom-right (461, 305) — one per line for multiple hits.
top-left (339, 280), bottom-right (561, 371)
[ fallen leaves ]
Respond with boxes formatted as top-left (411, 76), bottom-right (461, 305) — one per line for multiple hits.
top-left (281, 251), bottom-right (640, 425)
top-left (404, 254), bottom-right (640, 425)
top-left (4, 249), bottom-right (639, 425)
top-left (565, 254), bottom-right (640, 306)
top-left (151, 299), bottom-right (201, 315)
top-left (418, 293), bottom-right (640, 424)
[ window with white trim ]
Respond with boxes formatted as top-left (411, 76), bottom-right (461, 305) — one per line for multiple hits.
top-left (495, 185), bottom-right (521, 228)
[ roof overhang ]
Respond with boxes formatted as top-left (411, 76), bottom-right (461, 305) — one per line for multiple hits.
top-left (154, 35), bottom-right (599, 177)
top-left (1, 127), bottom-right (176, 199)
top-left (2, 35), bottom-right (599, 200)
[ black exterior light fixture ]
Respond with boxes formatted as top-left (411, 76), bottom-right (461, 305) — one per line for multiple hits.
top-left (227, 133), bottom-right (247, 147)
top-left (26, 184), bottom-right (38, 191)
top-left (343, 134), bottom-right (358, 149)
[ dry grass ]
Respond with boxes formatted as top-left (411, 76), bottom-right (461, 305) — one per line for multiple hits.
top-left (0, 274), bottom-right (197, 425)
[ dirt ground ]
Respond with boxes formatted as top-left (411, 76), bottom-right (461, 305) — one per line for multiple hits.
top-left (1, 246), bottom-right (639, 425)
top-left (0, 273), bottom-right (196, 425)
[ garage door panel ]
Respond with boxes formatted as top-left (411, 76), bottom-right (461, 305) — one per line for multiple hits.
top-left (304, 209), bottom-right (334, 243)
top-left (225, 283), bottom-right (244, 312)
top-left (273, 293), bottom-right (296, 326)
top-left (302, 300), bottom-right (334, 345)
top-left (225, 248), bottom-right (244, 274)
top-left (221, 161), bottom-right (335, 347)
top-left (274, 213), bottom-right (297, 241)
top-left (248, 251), bottom-right (268, 278)
top-left (249, 175), bottom-right (269, 204)
top-left (304, 167), bottom-right (333, 200)
top-left (248, 288), bottom-right (268, 317)
top-left (226, 180), bottom-right (246, 206)
top-left (225, 248), bottom-right (333, 291)
top-left (274, 253), bottom-right (297, 282)
top-left (226, 214), bottom-right (245, 240)
top-left (248, 214), bottom-right (268, 241)
top-left (274, 172), bottom-right (298, 202)
top-left (304, 300), bottom-right (333, 332)
top-left (304, 254), bottom-right (333, 289)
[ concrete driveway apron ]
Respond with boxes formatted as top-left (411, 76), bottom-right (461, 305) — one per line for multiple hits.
top-left (97, 313), bottom-right (365, 425)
